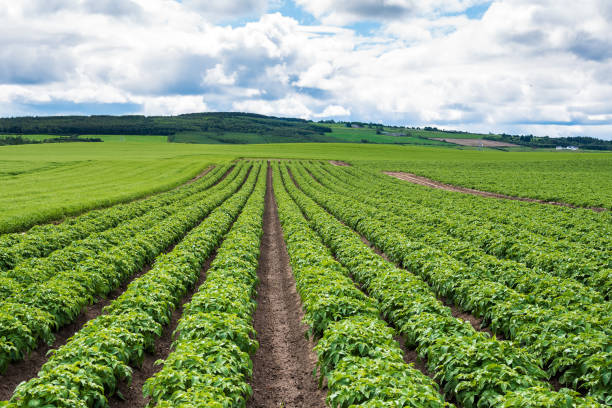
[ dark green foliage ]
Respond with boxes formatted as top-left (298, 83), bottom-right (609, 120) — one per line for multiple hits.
top-left (0, 113), bottom-right (332, 143)
top-left (485, 134), bottom-right (612, 150)
top-left (0, 135), bottom-right (102, 145)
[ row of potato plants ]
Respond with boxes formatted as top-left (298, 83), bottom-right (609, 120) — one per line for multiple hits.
top-left (282, 163), bottom-right (604, 408)
top-left (0, 164), bottom-right (228, 272)
top-left (292, 163), bottom-right (611, 404)
top-left (355, 161), bottom-right (611, 249)
top-left (308, 163), bottom-right (610, 308)
top-left (308, 163), bottom-right (612, 338)
top-left (273, 163), bottom-right (451, 408)
top-left (0, 164), bottom-right (250, 374)
top-left (143, 162), bottom-right (266, 407)
top-left (0, 166), bottom-right (239, 300)
top-left (323, 163), bottom-right (611, 257)
top-left (320, 164), bottom-right (611, 292)
top-left (2, 164), bottom-right (262, 408)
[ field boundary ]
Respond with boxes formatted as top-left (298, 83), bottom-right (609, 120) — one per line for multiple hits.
top-left (384, 171), bottom-right (608, 212)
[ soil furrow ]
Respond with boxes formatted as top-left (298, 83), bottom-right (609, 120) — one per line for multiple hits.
top-left (287, 168), bottom-right (438, 380)
top-left (0, 166), bottom-right (245, 400)
top-left (384, 171), bottom-right (607, 212)
top-left (0, 261), bottom-right (156, 400)
top-left (247, 164), bottom-right (326, 408)
top-left (179, 165), bottom-right (214, 186)
top-left (108, 251), bottom-right (218, 408)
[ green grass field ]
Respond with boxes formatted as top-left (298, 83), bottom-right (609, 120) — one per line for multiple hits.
top-left (0, 142), bottom-right (216, 233)
top-left (0, 127), bottom-right (494, 146)
top-left (2, 134), bottom-right (169, 143)
top-left (1, 141), bottom-right (610, 233)
top-left (327, 125), bottom-right (452, 145)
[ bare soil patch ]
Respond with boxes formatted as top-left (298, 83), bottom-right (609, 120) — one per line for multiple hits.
top-left (384, 171), bottom-right (607, 212)
top-left (430, 138), bottom-right (518, 147)
top-left (247, 165), bottom-right (326, 408)
top-left (329, 160), bottom-right (350, 166)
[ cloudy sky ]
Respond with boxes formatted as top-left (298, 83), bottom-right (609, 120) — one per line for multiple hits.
top-left (1, 0), bottom-right (612, 138)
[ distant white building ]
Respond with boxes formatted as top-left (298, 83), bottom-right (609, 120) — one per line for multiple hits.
top-left (556, 146), bottom-right (579, 150)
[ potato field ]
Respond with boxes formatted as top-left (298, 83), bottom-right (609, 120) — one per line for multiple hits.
top-left (0, 159), bottom-right (610, 408)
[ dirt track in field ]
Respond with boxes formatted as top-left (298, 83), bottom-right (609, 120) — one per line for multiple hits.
top-left (247, 165), bottom-right (326, 408)
top-left (384, 171), bottom-right (608, 212)
top-left (174, 164), bottom-right (215, 187)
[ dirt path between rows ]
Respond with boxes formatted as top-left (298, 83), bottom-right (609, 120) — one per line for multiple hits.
top-left (384, 172), bottom-right (607, 212)
top-left (109, 252), bottom-right (217, 408)
top-left (0, 261), bottom-right (155, 400)
top-left (247, 165), bottom-right (326, 408)
top-left (0, 167), bottom-right (241, 401)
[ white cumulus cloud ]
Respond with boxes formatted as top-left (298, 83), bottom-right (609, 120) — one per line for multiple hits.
top-left (0, 0), bottom-right (611, 138)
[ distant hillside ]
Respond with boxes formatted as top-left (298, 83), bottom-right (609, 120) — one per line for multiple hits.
top-left (2, 113), bottom-right (610, 149)
top-left (0, 112), bottom-right (333, 144)
top-left (484, 134), bottom-right (612, 151)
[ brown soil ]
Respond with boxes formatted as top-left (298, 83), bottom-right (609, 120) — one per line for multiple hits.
top-left (108, 253), bottom-right (217, 408)
top-left (247, 165), bottom-right (326, 408)
top-left (0, 263), bottom-right (153, 400)
top-left (329, 160), bottom-right (350, 166)
top-left (395, 336), bottom-right (430, 375)
top-left (439, 297), bottom-right (500, 340)
top-left (384, 172), bottom-right (608, 212)
top-left (358, 235), bottom-right (390, 262)
top-left (431, 138), bottom-right (518, 147)
top-left (288, 168), bottom-right (438, 388)
top-left (358, 231), bottom-right (502, 341)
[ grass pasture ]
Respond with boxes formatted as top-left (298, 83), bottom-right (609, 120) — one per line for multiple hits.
top-left (0, 142), bottom-right (215, 233)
